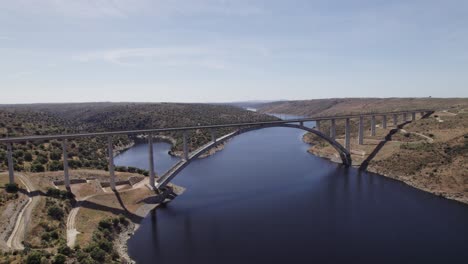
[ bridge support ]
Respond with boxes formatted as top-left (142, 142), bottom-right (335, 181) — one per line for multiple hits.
top-left (358, 116), bottom-right (364, 145)
top-left (316, 120), bottom-right (321, 131)
top-left (411, 112), bottom-right (416, 121)
top-left (6, 143), bottom-right (14, 185)
top-left (403, 113), bottom-right (408, 122)
top-left (183, 132), bottom-right (189, 160)
top-left (148, 134), bottom-right (156, 188)
top-left (210, 129), bottom-right (216, 143)
top-left (420, 112), bottom-right (425, 118)
top-left (62, 140), bottom-right (70, 189)
top-left (382, 115), bottom-right (387, 129)
top-left (393, 114), bottom-right (398, 126)
top-left (370, 116), bottom-right (376, 136)
top-left (330, 119), bottom-right (336, 140)
top-left (108, 137), bottom-right (116, 191)
top-left (345, 118), bottom-right (350, 150)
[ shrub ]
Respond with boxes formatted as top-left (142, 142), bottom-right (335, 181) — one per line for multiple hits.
top-left (90, 247), bottom-right (106, 261)
top-left (98, 219), bottom-right (112, 231)
top-left (30, 162), bottom-right (45, 172)
top-left (49, 151), bottom-right (62, 161)
top-left (26, 251), bottom-right (43, 264)
top-left (24, 152), bottom-right (33, 162)
top-left (52, 254), bottom-right (67, 264)
top-left (48, 206), bottom-right (64, 220)
top-left (115, 166), bottom-right (127, 172)
top-left (49, 160), bottom-right (64, 171)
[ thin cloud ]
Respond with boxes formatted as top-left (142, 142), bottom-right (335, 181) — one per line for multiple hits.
top-left (73, 47), bottom-right (227, 69)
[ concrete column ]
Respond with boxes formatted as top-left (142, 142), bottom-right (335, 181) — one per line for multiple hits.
top-left (411, 112), bottom-right (416, 121)
top-left (299, 121), bottom-right (304, 127)
top-left (183, 131), bottom-right (189, 160)
top-left (345, 118), bottom-right (351, 151)
top-left (316, 120), bottom-right (321, 131)
top-left (358, 116), bottom-right (364, 145)
top-left (370, 116), bottom-right (376, 136)
top-left (393, 114), bottom-right (398, 126)
top-left (403, 113), bottom-right (407, 122)
top-left (62, 139), bottom-right (70, 189)
top-left (108, 136), bottom-right (116, 191)
top-left (382, 115), bottom-right (387, 129)
top-left (330, 119), bottom-right (336, 140)
top-left (420, 112), bottom-right (425, 118)
top-left (210, 129), bottom-right (216, 143)
top-left (148, 134), bottom-right (155, 188)
top-left (6, 143), bottom-right (14, 185)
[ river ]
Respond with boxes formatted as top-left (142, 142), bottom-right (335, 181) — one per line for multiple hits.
top-left (114, 115), bottom-right (468, 264)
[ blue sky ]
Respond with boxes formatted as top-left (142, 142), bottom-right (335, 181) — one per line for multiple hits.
top-left (1, 0), bottom-right (467, 103)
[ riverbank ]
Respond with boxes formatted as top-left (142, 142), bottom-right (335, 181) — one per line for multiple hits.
top-left (301, 110), bottom-right (468, 205)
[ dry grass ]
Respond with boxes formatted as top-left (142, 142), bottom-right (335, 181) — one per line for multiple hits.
top-left (75, 187), bottom-right (155, 245)
top-left (303, 108), bottom-right (468, 204)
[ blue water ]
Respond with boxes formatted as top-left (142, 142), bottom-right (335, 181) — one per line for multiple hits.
top-left (115, 121), bottom-right (468, 264)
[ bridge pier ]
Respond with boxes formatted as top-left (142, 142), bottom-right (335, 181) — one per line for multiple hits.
top-left (370, 116), bottom-right (376, 136)
top-left (108, 136), bottom-right (116, 191)
top-left (210, 129), bottom-right (216, 143)
top-left (411, 112), bottom-right (416, 121)
top-left (420, 112), bottom-right (425, 118)
top-left (330, 119), bottom-right (336, 140)
top-left (62, 140), bottom-right (70, 189)
top-left (148, 134), bottom-right (156, 188)
top-left (403, 113), bottom-right (408, 122)
top-left (315, 120), bottom-right (321, 131)
top-left (358, 116), bottom-right (364, 145)
top-left (382, 115), bottom-right (387, 129)
top-left (393, 114), bottom-right (398, 126)
top-left (345, 118), bottom-right (350, 150)
top-left (6, 143), bottom-right (14, 185)
top-left (183, 132), bottom-right (189, 160)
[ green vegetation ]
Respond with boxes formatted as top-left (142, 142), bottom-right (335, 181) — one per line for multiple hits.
top-left (0, 103), bottom-right (277, 173)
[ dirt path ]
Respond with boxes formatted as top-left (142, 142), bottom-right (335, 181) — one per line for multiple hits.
top-left (6, 174), bottom-right (40, 250)
top-left (400, 129), bottom-right (434, 143)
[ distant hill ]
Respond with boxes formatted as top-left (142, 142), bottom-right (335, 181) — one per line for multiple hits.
top-left (0, 102), bottom-right (277, 172)
top-left (256, 98), bottom-right (468, 117)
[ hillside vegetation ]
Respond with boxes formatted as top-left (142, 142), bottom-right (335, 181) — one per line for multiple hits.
top-left (0, 103), bottom-right (277, 173)
top-left (257, 98), bottom-right (468, 116)
top-left (261, 98), bottom-right (467, 204)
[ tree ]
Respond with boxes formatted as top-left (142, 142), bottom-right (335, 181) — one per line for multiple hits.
top-left (49, 151), bottom-right (62, 161)
top-left (24, 152), bottom-right (33, 162)
top-left (26, 251), bottom-right (43, 264)
top-left (30, 162), bottom-right (45, 172)
top-left (48, 206), bottom-right (64, 220)
top-left (52, 254), bottom-right (67, 264)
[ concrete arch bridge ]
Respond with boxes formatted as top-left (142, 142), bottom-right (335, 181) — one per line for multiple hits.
top-left (0, 109), bottom-right (433, 191)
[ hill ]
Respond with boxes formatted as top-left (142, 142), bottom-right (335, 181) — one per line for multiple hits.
top-left (0, 103), bottom-right (277, 173)
top-left (256, 98), bottom-right (468, 116)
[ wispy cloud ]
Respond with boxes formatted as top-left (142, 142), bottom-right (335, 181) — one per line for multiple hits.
top-left (0, 36), bottom-right (13, 40)
top-left (73, 47), bottom-right (227, 69)
top-left (5, 0), bottom-right (265, 18)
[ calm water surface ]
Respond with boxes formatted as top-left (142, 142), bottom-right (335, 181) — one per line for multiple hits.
top-left (115, 118), bottom-right (468, 264)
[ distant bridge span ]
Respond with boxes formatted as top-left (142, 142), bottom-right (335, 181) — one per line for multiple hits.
top-left (156, 123), bottom-right (351, 188)
top-left (0, 109), bottom-right (434, 191)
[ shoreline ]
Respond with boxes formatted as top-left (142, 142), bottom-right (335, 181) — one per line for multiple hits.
top-left (301, 134), bottom-right (468, 205)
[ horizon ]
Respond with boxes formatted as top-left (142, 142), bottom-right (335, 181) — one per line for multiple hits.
top-left (2, 0), bottom-right (468, 103)
top-left (0, 96), bottom-right (466, 106)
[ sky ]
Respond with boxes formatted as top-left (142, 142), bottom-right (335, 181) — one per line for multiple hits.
top-left (1, 0), bottom-right (467, 103)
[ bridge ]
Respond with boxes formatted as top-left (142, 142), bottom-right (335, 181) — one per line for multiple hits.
top-left (0, 109), bottom-right (433, 191)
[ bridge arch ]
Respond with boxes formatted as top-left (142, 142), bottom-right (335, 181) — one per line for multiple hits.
top-left (156, 123), bottom-right (352, 189)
